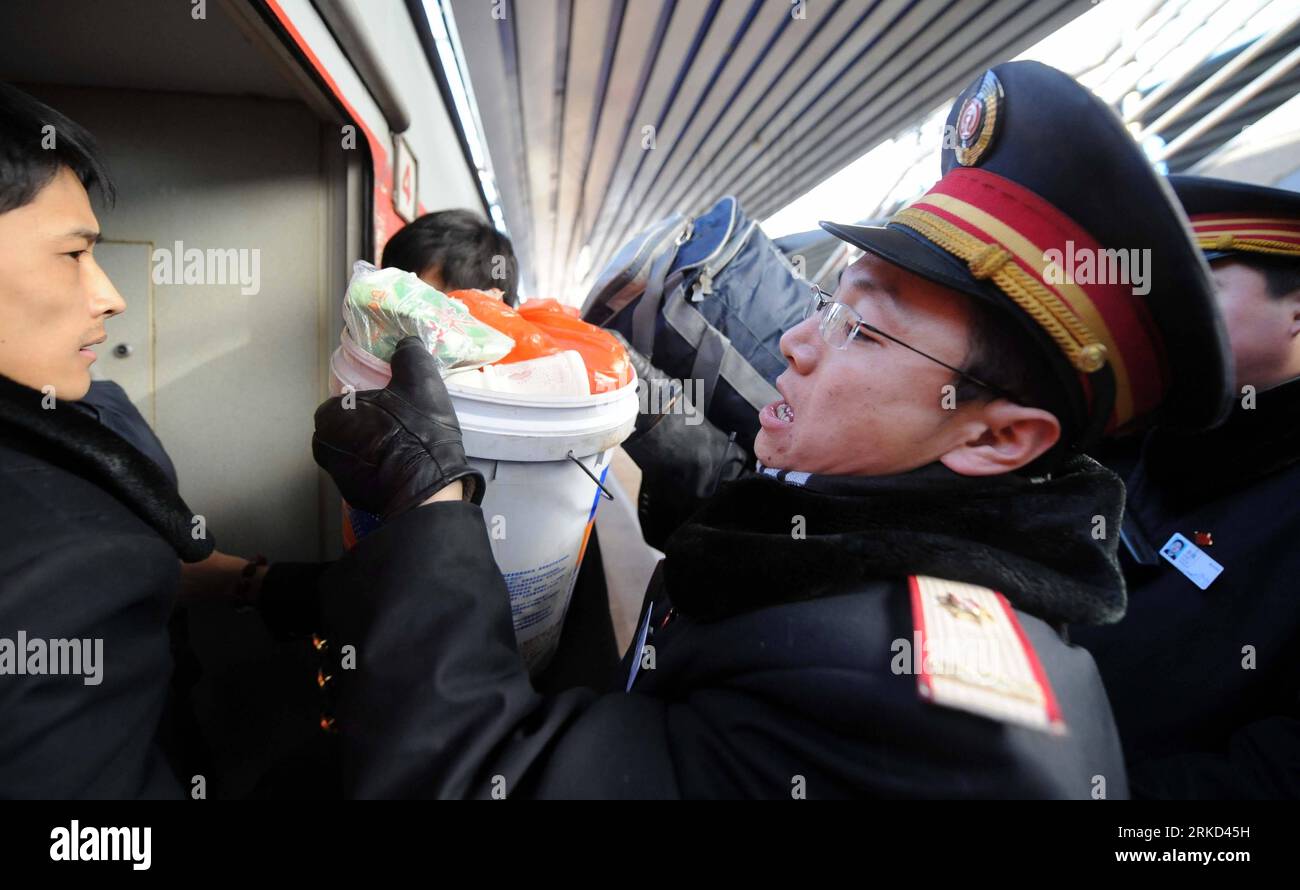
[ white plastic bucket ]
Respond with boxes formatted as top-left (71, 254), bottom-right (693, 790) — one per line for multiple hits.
top-left (329, 330), bottom-right (639, 672)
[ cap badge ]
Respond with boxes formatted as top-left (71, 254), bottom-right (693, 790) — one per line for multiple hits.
top-left (954, 70), bottom-right (1003, 167)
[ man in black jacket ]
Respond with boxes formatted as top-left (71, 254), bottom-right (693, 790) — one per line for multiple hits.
top-left (0, 83), bottom-right (216, 797)
top-left (308, 62), bottom-right (1234, 798)
top-left (1077, 176), bottom-right (1300, 798)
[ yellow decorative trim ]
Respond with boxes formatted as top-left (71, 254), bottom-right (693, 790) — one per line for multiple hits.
top-left (892, 206), bottom-right (1104, 374)
top-left (895, 193), bottom-right (1136, 425)
top-left (1194, 234), bottom-right (1300, 257)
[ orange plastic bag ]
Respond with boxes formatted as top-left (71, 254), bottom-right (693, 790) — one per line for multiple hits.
top-left (517, 299), bottom-right (633, 393)
top-left (517, 298), bottom-right (580, 319)
top-left (447, 289), bottom-right (561, 364)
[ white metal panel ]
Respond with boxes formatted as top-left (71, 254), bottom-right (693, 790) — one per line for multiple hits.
top-left (1191, 91), bottom-right (1300, 186)
top-left (550, 0), bottom-right (622, 300)
top-left (748, 0), bottom-right (1082, 215)
top-left (587, 0), bottom-right (762, 269)
top-left (603, 0), bottom-right (795, 246)
top-left (515, 0), bottom-right (566, 296)
top-left (331, 0), bottom-right (485, 217)
top-left (448, 0), bottom-right (543, 281)
top-left (567, 0), bottom-right (683, 284)
top-left (574, 0), bottom-right (713, 284)
top-left (588, 0), bottom-right (922, 284)
top-left (609, 0), bottom-right (861, 283)
top-left (663, 0), bottom-right (907, 217)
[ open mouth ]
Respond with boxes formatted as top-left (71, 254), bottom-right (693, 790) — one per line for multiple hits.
top-left (760, 399), bottom-right (795, 429)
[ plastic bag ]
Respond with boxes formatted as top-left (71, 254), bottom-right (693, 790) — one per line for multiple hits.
top-left (517, 297), bottom-right (581, 319)
top-left (517, 299), bottom-right (633, 393)
top-left (446, 288), bottom-right (561, 364)
top-left (343, 262), bottom-right (514, 369)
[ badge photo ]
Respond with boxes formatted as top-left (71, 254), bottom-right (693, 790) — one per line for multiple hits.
top-left (1159, 532), bottom-right (1224, 590)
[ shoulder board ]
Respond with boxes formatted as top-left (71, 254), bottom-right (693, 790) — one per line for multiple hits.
top-left (907, 575), bottom-right (1066, 735)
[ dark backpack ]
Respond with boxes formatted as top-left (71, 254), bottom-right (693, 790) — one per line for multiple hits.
top-left (581, 195), bottom-right (807, 452)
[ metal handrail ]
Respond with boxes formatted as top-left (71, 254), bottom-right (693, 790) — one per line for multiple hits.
top-left (1136, 2), bottom-right (1300, 139)
top-left (1155, 40), bottom-right (1300, 161)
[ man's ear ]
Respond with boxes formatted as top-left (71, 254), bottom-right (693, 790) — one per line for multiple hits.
top-left (938, 400), bottom-right (1062, 476)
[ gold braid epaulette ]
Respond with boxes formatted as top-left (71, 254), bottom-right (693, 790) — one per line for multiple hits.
top-left (892, 206), bottom-right (1108, 374)
top-left (1196, 234), bottom-right (1300, 256)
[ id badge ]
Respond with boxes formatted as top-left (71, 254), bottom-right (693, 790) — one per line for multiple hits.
top-left (1159, 533), bottom-right (1224, 590)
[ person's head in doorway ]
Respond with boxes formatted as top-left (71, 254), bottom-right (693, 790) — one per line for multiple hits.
top-left (381, 209), bottom-right (520, 306)
top-left (756, 62), bottom-right (1234, 480)
top-left (0, 82), bottom-right (123, 401)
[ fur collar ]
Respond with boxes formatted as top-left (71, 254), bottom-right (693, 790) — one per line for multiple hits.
top-left (664, 455), bottom-right (1125, 626)
top-left (0, 373), bottom-right (213, 562)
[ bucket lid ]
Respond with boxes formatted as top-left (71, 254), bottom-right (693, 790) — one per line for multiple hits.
top-left (337, 329), bottom-right (639, 462)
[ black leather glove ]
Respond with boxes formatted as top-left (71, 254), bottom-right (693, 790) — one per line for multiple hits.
top-left (313, 336), bottom-right (485, 519)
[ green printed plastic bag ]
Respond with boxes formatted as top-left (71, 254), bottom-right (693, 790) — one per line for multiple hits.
top-left (343, 261), bottom-right (514, 370)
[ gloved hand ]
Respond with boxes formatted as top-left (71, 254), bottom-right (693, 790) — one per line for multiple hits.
top-left (313, 335), bottom-right (484, 519)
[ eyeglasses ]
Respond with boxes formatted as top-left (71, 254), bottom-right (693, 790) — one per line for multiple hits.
top-left (803, 284), bottom-right (1011, 398)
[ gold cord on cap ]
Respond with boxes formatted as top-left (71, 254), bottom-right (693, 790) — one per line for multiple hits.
top-left (892, 205), bottom-right (1108, 374)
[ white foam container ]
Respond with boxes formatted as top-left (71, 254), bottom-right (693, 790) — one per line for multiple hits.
top-left (329, 330), bottom-right (639, 672)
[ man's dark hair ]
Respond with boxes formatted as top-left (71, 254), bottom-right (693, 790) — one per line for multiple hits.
top-left (382, 209), bottom-right (520, 306)
top-left (1231, 254), bottom-right (1300, 300)
top-left (0, 82), bottom-right (114, 214)
top-left (955, 297), bottom-right (1077, 472)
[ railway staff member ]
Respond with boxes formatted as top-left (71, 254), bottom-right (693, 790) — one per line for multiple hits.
top-left (1078, 176), bottom-right (1300, 798)
top-left (307, 62), bottom-right (1234, 798)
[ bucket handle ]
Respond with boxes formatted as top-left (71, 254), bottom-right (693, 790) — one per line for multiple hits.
top-left (567, 451), bottom-right (615, 501)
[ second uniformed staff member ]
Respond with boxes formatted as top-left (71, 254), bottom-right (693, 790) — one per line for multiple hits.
top-left (307, 62), bottom-right (1232, 798)
top-left (1077, 176), bottom-right (1300, 799)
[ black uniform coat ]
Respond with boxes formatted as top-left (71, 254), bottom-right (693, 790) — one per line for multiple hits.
top-left (0, 374), bottom-right (211, 798)
top-left (1077, 378), bottom-right (1300, 798)
top-left (319, 457), bottom-right (1130, 799)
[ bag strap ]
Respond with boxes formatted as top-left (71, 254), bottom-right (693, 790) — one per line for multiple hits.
top-left (690, 322), bottom-right (727, 415)
top-left (630, 245), bottom-right (679, 360)
top-left (663, 290), bottom-right (779, 414)
top-left (587, 216), bottom-right (689, 320)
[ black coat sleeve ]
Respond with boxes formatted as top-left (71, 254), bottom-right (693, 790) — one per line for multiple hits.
top-left (1131, 713), bottom-right (1300, 799)
top-left (318, 501), bottom-right (682, 799)
top-left (0, 530), bottom-right (181, 799)
top-left (623, 408), bottom-right (750, 549)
